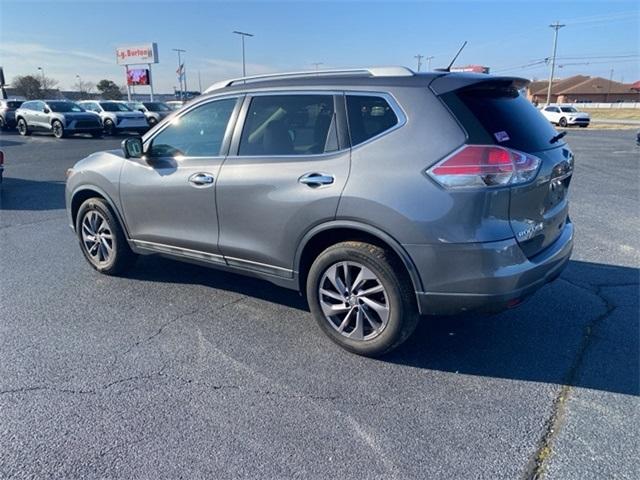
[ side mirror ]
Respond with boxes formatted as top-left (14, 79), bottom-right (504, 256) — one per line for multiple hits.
top-left (122, 137), bottom-right (143, 159)
top-left (43, 108), bottom-right (50, 114)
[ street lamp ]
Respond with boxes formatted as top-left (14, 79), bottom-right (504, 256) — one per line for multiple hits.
top-left (233, 31), bottom-right (254, 77)
top-left (312, 62), bottom-right (324, 71)
top-left (37, 66), bottom-right (45, 83)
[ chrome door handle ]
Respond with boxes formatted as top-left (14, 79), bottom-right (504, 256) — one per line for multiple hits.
top-left (188, 172), bottom-right (215, 187)
top-left (298, 172), bottom-right (335, 188)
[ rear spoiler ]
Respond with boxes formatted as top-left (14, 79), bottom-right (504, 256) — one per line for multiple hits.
top-left (429, 73), bottom-right (530, 95)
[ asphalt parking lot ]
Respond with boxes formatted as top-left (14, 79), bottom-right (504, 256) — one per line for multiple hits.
top-left (1, 129), bottom-right (638, 479)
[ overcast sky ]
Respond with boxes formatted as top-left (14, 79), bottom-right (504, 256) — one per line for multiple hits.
top-left (1, 0), bottom-right (638, 93)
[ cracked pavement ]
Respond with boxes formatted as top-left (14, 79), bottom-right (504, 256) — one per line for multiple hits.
top-left (1, 129), bottom-right (638, 479)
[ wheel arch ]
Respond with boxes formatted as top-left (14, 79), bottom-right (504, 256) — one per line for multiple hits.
top-left (295, 220), bottom-right (424, 295)
top-left (70, 186), bottom-right (129, 238)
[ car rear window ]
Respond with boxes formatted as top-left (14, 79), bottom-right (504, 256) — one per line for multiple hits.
top-left (443, 82), bottom-right (562, 152)
top-left (6, 101), bottom-right (22, 108)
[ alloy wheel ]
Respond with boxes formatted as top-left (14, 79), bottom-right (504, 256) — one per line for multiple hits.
top-left (318, 261), bottom-right (390, 341)
top-left (52, 122), bottom-right (63, 138)
top-left (81, 210), bottom-right (114, 265)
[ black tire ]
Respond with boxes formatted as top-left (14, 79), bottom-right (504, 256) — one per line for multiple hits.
top-left (148, 117), bottom-right (157, 127)
top-left (579, 124), bottom-right (588, 128)
top-left (103, 119), bottom-right (115, 136)
top-left (0, 116), bottom-right (6, 130)
top-left (17, 118), bottom-right (31, 136)
top-left (52, 120), bottom-right (65, 139)
top-left (306, 241), bottom-right (419, 357)
top-left (559, 117), bottom-right (568, 127)
top-left (75, 197), bottom-right (137, 275)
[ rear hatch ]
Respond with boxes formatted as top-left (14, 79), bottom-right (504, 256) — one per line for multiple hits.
top-left (432, 75), bottom-right (574, 258)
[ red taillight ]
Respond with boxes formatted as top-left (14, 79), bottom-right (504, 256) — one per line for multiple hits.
top-left (427, 145), bottom-right (541, 188)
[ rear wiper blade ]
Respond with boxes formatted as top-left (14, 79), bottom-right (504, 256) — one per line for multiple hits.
top-left (550, 131), bottom-right (567, 144)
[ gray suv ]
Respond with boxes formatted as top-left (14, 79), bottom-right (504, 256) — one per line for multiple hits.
top-left (15, 100), bottom-right (103, 138)
top-left (66, 67), bottom-right (574, 356)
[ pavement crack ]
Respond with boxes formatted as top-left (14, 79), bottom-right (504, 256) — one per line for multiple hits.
top-left (524, 277), bottom-right (628, 480)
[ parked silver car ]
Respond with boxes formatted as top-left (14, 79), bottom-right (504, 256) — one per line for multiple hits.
top-left (124, 101), bottom-right (172, 127)
top-left (15, 100), bottom-right (103, 138)
top-left (66, 67), bottom-right (574, 356)
top-left (78, 100), bottom-right (148, 135)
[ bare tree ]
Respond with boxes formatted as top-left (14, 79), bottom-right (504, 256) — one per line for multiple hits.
top-left (74, 78), bottom-right (95, 99)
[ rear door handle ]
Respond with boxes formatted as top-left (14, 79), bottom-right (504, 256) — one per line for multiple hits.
top-left (188, 172), bottom-right (215, 187)
top-left (298, 172), bottom-right (335, 188)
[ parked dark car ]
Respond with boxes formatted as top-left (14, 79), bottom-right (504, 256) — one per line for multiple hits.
top-left (0, 99), bottom-right (23, 130)
top-left (15, 100), bottom-right (103, 138)
top-left (66, 67), bottom-right (574, 356)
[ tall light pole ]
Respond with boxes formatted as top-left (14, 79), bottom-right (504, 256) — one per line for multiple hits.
top-left (606, 68), bottom-right (614, 103)
top-left (546, 22), bottom-right (566, 105)
top-left (37, 66), bottom-right (45, 90)
top-left (172, 48), bottom-right (186, 100)
top-left (414, 54), bottom-right (424, 72)
top-left (425, 56), bottom-right (435, 72)
top-left (233, 31), bottom-right (254, 77)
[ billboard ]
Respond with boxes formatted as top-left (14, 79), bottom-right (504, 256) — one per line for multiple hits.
top-left (116, 43), bottom-right (159, 65)
top-left (127, 68), bottom-right (150, 86)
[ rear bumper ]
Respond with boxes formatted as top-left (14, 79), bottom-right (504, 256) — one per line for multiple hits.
top-left (409, 220), bottom-right (574, 315)
top-left (568, 118), bottom-right (590, 125)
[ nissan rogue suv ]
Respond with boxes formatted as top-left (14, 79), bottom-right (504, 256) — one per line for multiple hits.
top-left (66, 67), bottom-right (574, 356)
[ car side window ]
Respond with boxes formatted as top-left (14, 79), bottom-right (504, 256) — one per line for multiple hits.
top-left (346, 95), bottom-right (399, 146)
top-left (149, 98), bottom-right (237, 158)
top-left (238, 94), bottom-right (337, 156)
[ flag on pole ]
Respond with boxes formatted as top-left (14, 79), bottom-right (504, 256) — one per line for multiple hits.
top-left (176, 63), bottom-right (185, 81)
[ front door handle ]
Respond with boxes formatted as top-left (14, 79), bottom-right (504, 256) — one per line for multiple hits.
top-left (298, 172), bottom-right (335, 188)
top-left (188, 172), bottom-right (215, 187)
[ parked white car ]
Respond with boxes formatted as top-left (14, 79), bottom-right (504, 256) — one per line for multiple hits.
top-left (123, 101), bottom-right (173, 127)
top-left (541, 104), bottom-right (590, 128)
top-left (78, 100), bottom-right (148, 135)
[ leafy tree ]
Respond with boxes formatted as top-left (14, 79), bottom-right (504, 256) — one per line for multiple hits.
top-left (96, 79), bottom-right (123, 100)
top-left (12, 75), bottom-right (42, 99)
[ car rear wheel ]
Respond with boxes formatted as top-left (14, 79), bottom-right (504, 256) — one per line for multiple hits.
top-left (52, 120), bottom-right (65, 138)
top-left (103, 119), bottom-right (115, 136)
top-left (306, 241), bottom-right (419, 357)
top-left (76, 198), bottom-right (136, 275)
top-left (559, 117), bottom-right (568, 127)
top-left (0, 117), bottom-right (6, 130)
top-left (17, 118), bottom-right (31, 136)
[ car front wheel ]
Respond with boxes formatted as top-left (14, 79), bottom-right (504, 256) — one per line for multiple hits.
top-left (52, 120), bottom-right (65, 138)
top-left (306, 241), bottom-right (419, 357)
top-left (559, 117), bottom-right (568, 127)
top-left (17, 118), bottom-right (31, 136)
top-left (103, 119), bottom-right (115, 136)
top-left (76, 198), bottom-right (136, 275)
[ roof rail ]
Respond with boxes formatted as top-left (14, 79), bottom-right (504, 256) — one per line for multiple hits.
top-left (204, 66), bottom-right (414, 93)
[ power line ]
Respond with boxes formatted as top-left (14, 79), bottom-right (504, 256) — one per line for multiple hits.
top-left (546, 22), bottom-right (566, 105)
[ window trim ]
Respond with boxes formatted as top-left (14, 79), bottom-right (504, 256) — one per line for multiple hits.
top-left (344, 90), bottom-right (407, 149)
top-left (231, 91), bottom-right (343, 158)
top-left (142, 94), bottom-right (244, 158)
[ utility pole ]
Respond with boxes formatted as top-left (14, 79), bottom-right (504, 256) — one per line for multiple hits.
top-left (546, 21), bottom-right (565, 105)
top-left (172, 48), bottom-right (186, 100)
top-left (425, 56), bottom-right (435, 72)
top-left (312, 62), bottom-right (323, 71)
top-left (414, 54), bottom-right (424, 72)
top-left (606, 68), bottom-right (614, 103)
top-left (233, 31), bottom-right (254, 77)
top-left (198, 70), bottom-right (202, 93)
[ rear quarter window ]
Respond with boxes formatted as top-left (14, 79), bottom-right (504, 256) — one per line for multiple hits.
top-left (443, 83), bottom-right (562, 152)
top-left (346, 95), bottom-right (399, 146)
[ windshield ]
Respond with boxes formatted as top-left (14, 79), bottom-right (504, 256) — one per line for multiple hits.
top-left (101, 102), bottom-right (132, 112)
top-left (143, 102), bottom-right (171, 112)
top-left (48, 101), bottom-right (85, 113)
top-left (560, 107), bottom-right (578, 113)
